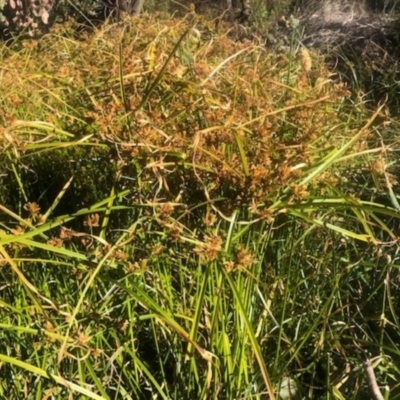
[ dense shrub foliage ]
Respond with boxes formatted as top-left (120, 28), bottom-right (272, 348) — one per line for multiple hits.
top-left (0, 0), bottom-right (143, 37)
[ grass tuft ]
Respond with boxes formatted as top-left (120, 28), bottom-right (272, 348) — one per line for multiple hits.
top-left (0, 9), bottom-right (400, 399)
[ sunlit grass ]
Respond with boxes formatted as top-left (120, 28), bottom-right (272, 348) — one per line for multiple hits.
top-left (0, 9), bottom-right (399, 400)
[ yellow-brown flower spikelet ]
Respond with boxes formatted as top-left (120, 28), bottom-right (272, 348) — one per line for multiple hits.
top-left (194, 233), bottom-right (223, 261)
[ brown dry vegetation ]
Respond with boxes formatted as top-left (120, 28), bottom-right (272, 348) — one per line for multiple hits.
top-left (0, 13), bottom-right (363, 220)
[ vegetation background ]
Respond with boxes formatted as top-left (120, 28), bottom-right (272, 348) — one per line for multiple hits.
top-left (1, 0), bottom-right (400, 399)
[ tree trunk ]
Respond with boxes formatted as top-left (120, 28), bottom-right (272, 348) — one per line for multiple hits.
top-left (117, 0), bottom-right (144, 15)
